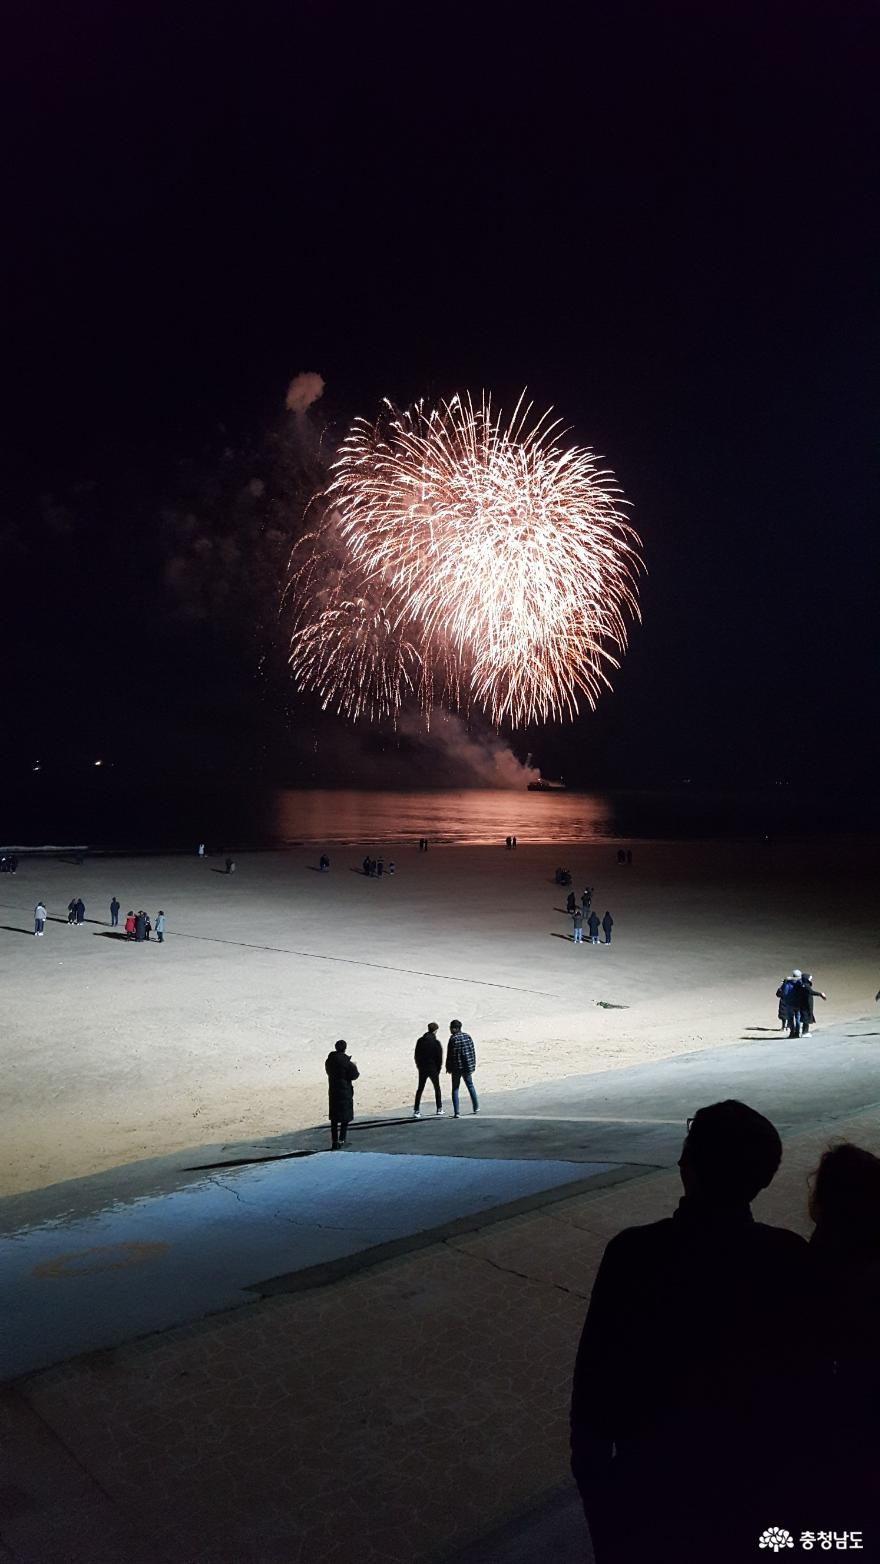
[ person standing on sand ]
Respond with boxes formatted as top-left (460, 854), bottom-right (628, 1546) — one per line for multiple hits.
top-left (413, 1022), bottom-right (444, 1118)
top-left (155, 911), bottom-right (166, 943)
top-left (34, 901), bottom-right (47, 936)
top-left (75, 897), bottom-right (85, 927)
top-left (67, 898), bottom-right (77, 926)
top-left (124, 911), bottom-right (136, 940)
top-left (566, 889), bottom-right (577, 914)
top-left (197, 843), bottom-right (205, 856)
top-left (602, 910), bottom-right (614, 945)
top-left (572, 908), bottom-right (584, 944)
top-left (797, 972), bottom-right (826, 1036)
top-left (135, 910), bottom-right (146, 943)
top-left (110, 896), bottom-right (120, 928)
top-left (587, 910), bottom-right (601, 944)
top-left (446, 1021), bottom-right (479, 1117)
top-left (325, 1038), bottom-right (359, 1149)
top-left (581, 889), bottom-right (592, 915)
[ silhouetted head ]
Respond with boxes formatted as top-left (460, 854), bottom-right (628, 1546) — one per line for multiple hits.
top-left (803, 972), bottom-right (812, 983)
top-left (427, 1022), bottom-right (439, 1033)
top-left (792, 968), bottom-right (802, 979)
top-left (334, 1038), bottom-right (347, 1053)
top-left (679, 1100), bottom-right (782, 1204)
top-left (809, 1143), bottom-right (880, 1246)
top-left (450, 1019), bottom-right (462, 1032)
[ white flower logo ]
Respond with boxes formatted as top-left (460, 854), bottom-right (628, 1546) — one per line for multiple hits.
top-left (758, 1528), bottom-right (794, 1553)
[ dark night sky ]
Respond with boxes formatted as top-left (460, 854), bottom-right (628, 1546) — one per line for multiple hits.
top-left (2, 0), bottom-right (878, 805)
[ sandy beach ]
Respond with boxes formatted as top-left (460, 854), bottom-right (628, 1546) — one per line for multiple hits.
top-left (3, 837), bottom-right (878, 1197)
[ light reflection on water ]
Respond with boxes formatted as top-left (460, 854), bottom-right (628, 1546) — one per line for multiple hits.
top-left (275, 788), bottom-right (617, 846)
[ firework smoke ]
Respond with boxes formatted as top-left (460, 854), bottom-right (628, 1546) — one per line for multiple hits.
top-left (287, 392), bottom-right (642, 728)
top-left (286, 372), bottom-right (325, 415)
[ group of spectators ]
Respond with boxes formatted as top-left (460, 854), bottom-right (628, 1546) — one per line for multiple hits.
top-left (570, 1100), bottom-right (880, 1562)
top-left (324, 1020), bottom-right (479, 1148)
top-left (777, 968), bottom-right (827, 1037)
top-left (32, 897), bottom-right (165, 942)
top-left (563, 884), bottom-right (613, 944)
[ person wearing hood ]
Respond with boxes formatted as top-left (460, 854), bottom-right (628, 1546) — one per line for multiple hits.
top-left (796, 973), bottom-right (826, 1036)
top-left (325, 1039), bottom-right (359, 1149)
top-left (776, 969), bottom-right (802, 1037)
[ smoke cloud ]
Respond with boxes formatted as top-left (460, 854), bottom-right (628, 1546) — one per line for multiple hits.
top-left (286, 372), bottom-right (325, 415)
top-left (396, 712), bottom-right (540, 789)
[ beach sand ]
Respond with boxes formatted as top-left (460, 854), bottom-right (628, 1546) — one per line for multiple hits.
top-left (3, 837), bottom-right (877, 1197)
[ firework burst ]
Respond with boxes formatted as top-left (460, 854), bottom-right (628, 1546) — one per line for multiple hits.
top-left (287, 392), bottom-right (642, 726)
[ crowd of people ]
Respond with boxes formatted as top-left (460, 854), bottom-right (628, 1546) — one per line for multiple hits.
top-left (561, 882), bottom-right (613, 944)
top-left (570, 1101), bottom-right (880, 1562)
top-left (32, 897), bottom-right (166, 942)
top-left (777, 968), bottom-right (827, 1036)
top-left (324, 1019), bottom-right (480, 1146)
top-left (360, 855), bottom-right (395, 876)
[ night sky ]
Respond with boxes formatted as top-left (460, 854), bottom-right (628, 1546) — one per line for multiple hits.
top-left (2, 1), bottom-right (877, 812)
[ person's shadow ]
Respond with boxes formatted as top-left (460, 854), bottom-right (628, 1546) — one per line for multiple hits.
top-left (550, 931), bottom-right (573, 941)
top-left (93, 931), bottom-right (129, 941)
top-left (0, 925), bottom-right (35, 936)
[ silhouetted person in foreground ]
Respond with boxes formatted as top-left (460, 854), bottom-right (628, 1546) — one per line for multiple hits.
top-left (446, 1020), bottom-right (478, 1117)
top-left (413, 1021), bottom-right (444, 1117)
top-left (601, 909), bottom-right (613, 944)
top-left (75, 897), bottom-right (85, 926)
top-left (566, 889), bottom-right (577, 914)
top-left (110, 896), bottom-right (120, 928)
top-left (67, 898), bottom-right (77, 926)
top-left (325, 1038), bottom-right (359, 1149)
top-left (135, 910), bottom-right (146, 943)
top-left (571, 908), bottom-right (584, 943)
top-left (807, 1142), bottom-right (880, 1525)
top-left (571, 1100), bottom-right (809, 1564)
top-left (587, 910), bottom-right (600, 944)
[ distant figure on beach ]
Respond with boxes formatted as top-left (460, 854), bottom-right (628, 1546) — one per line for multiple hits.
top-left (67, 898), bottom-right (77, 926)
top-left (225, 857), bottom-right (236, 874)
top-left (197, 843), bottom-right (205, 857)
top-left (587, 910), bottom-right (600, 944)
top-left (602, 910), bottom-right (614, 944)
top-left (34, 901), bottom-right (47, 936)
top-left (413, 1022), bottom-right (444, 1118)
top-left (155, 911), bottom-right (165, 943)
top-left (418, 836), bottom-right (429, 851)
top-left (110, 896), bottom-right (120, 928)
top-left (512, 835), bottom-right (517, 848)
top-left (566, 890), bottom-right (577, 914)
top-left (124, 911), bottom-right (136, 940)
top-left (446, 1021), bottom-right (479, 1117)
top-left (319, 854), bottom-right (330, 871)
top-left (570, 1100), bottom-right (809, 1564)
top-left (75, 897), bottom-right (85, 926)
top-left (571, 908), bottom-right (584, 943)
top-left (325, 1038), bottom-right (359, 1149)
top-left (377, 857), bottom-right (384, 876)
top-left (362, 855), bottom-right (371, 876)
top-left (135, 910), bottom-right (146, 943)
top-left (506, 835), bottom-right (512, 849)
top-left (388, 860), bottom-right (395, 875)
top-left (617, 848), bottom-right (625, 864)
top-left (796, 972), bottom-right (826, 1035)
top-left (581, 888), bottom-right (592, 914)
top-left (144, 913), bottom-right (152, 940)
top-left (776, 969), bottom-right (801, 1037)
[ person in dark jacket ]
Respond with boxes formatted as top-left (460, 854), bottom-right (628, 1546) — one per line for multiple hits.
top-left (67, 898), bottom-right (77, 925)
top-left (587, 910), bottom-right (601, 944)
top-left (110, 896), bottom-right (120, 928)
top-left (413, 1022), bottom-right (444, 1117)
top-left (806, 1142), bottom-right (880, 1529)
top-left (777, 969), bottom-right (802, 1037)
top-left (75, 897), bottom-right (86, 926)
top-left (362, 855), bottom-right (371, 876)
top-left (134, 910), bottom-right (146, 943)
top-left (325, 1039), bottom-right (359, 1148)
top-left (797, 972), bottom-right (826, 1035)
top-left (446, 1021), bottom-right (478, 1117)
top-left (566, 889), bottom-right (577, 914)
top-left (601, 910), bottom-right (613, 944)
top-left (581, 889), bottom-right (592, 914)
top-left (571, 908), bottom-right (584, 943)
top-left (571, 1100), bottom-right (810, 1564)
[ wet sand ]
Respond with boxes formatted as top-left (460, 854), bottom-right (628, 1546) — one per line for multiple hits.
top-left (3, 837), bottom-right (877, 1196)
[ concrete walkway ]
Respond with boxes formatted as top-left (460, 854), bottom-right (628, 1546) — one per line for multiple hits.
top-left (1, 1017), bottom-right (879, 1562)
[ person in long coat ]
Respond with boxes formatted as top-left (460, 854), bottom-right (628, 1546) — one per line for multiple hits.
top-left (325, 1039), bottom-right (359, 1148)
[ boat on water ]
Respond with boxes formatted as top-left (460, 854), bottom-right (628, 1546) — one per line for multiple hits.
top-left (527, 779), bottom-right (567, 792)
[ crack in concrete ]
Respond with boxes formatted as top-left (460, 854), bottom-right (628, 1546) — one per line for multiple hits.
top-left (444, 1236), bottom-right (590, 1300)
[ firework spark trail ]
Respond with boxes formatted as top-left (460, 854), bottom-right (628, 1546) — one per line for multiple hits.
top-left (287, 392), bottom-right (642, 726)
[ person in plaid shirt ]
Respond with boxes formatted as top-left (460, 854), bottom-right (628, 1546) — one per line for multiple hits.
top-left (445, 1021), bottom-right (479, 1118)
